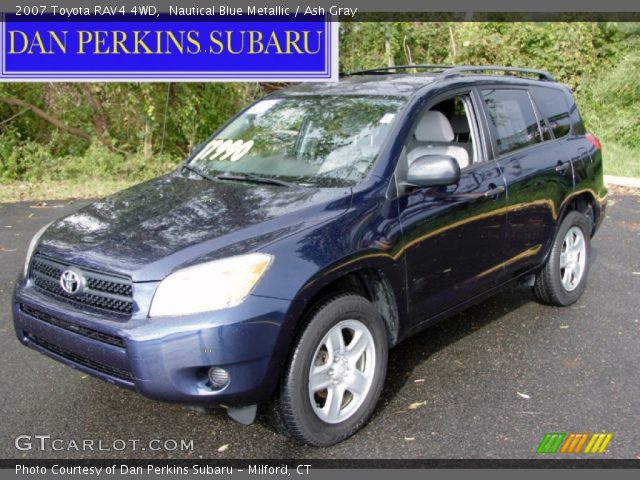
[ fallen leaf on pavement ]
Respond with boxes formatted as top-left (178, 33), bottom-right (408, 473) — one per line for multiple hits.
top-left (217, 444), bottom-right (229, 452)
top-left (517, 392), bottom-right (531, 399)
top-left (408, 401), bottom-right (427, 410)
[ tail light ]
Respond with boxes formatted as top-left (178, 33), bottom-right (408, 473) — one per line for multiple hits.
top-left (585, 133), bottom-right (602, 151)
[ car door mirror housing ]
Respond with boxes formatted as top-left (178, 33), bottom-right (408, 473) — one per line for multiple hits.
top-left (406, 155), bottom-right (461, 188)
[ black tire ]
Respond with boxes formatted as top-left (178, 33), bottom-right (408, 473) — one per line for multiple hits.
top-left (534, 211), bottom-right (592, 306)
top-left (272, 294), bottom-right (388, 446)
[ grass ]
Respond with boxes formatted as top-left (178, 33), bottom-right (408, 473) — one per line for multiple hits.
top-left (0, 177), bottom-right (137, 203)
top-left (602, 142), bottom-right (640, 178)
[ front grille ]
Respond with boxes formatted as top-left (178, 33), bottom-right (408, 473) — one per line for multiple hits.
top-left (30, 255), bottom-right (133, 317)
top-left (27, 333), bottom-right (133, 381)
top-left (21, 304), bottom-right (126, 349)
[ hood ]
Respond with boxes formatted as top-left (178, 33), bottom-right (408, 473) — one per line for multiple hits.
top-left (37, 173), bottom-right (351, 281)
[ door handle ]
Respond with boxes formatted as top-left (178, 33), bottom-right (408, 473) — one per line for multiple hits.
top-left (555, 162), bottom-right (571, 174)
top-left (484, 185), bottom-right (505, 198)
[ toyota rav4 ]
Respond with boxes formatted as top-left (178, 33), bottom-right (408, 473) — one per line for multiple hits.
top-left (13, 65), bottom-right (607, 446)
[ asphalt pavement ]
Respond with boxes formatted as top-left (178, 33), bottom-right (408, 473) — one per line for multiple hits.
top-left (0, 193), bottom-right (638, 460)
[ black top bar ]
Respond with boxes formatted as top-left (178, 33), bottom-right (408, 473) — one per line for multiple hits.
top-left (343, 64), bottom-right (455, 76)
top-left (342, 64), bottom-right (555, 82)
top-left (440, 66), bottom-right (555, 81)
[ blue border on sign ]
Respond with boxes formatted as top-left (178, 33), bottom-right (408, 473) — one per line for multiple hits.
top-left (0, 13), bottom-right (336, 81)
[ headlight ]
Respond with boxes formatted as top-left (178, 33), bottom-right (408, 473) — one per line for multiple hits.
top-left (24, 221), bottom-right (53, 278)
top-left (149, 253), bottom-right (273, 317)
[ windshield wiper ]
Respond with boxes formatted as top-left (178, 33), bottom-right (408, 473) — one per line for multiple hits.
top-left (184, 166), bottom-right (295, 187)
top-left (182, 164), bottom-right (217, 183)
top-left (215, 173), bottom-right (295, 188)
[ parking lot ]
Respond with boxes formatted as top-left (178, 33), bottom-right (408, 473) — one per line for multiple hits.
top-left (0, 191), bottom-right (638, 460)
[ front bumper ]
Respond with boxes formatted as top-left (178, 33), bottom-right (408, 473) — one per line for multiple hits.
top-left (13, 281), bottom-right (291, 407)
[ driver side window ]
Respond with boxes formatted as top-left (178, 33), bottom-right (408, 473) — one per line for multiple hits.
top-left (406, 95), bottom-right (478, 170)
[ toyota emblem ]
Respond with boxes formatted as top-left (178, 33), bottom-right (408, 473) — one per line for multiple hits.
top-left (60, 269), bottom-right (82, 295)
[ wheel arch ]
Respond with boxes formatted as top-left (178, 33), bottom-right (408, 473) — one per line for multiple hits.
top-left (258, 258), bottom-right (404, 405)
top-left (557, 189), bottom-right (600, 237)
top-left (287, 258), bottom-right (405, 349)
top-left (538, 189), bottom-right (599, 269)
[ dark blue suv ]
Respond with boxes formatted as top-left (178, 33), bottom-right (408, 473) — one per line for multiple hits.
top-left (13, 65), bottom-right (607, 446)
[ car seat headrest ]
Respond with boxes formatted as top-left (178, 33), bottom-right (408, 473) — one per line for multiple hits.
top-left (414, 110), bottom-right (455, 143)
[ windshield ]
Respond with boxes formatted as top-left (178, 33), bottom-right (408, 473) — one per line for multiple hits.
top-left (188, 96), bottom-right (406, 186)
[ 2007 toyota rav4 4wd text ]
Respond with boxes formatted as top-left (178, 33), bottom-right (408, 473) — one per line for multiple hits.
top-left (13, 65), bottom-right (607, 446)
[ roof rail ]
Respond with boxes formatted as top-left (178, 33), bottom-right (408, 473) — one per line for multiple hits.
top-left (439, 66), bottom-right (555, 81)
top-left (343, 64), bottom-right (455, 76)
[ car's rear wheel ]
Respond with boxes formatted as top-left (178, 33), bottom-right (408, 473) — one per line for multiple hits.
top-left (534, 210), bottom-right (592, 306)
top-left (273, 294), bottom-right (388, 446)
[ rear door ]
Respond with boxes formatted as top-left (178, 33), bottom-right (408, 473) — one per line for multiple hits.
top-left (531, 86), bottom-right (593, 185)
top-left (479, 87), bottom-right (575, 277)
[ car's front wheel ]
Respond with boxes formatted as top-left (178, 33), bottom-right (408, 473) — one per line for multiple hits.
top-left (273, 294), bottom-right (388, 446)
top-left (534, 210), bottom-right (592, 306)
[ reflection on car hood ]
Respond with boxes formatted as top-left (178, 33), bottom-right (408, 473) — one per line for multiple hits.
top-left (37, 174), bottom-right (351, 281)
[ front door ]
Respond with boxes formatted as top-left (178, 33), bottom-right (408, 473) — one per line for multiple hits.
top-left (397, 92), bottom-right (508, 324)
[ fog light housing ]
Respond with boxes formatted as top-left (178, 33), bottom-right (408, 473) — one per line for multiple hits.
top-left (208, 367), bottom-right (230, 389)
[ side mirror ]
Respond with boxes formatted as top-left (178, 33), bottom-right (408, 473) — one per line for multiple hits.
top-left (406, 155), bottom-right (461, 188)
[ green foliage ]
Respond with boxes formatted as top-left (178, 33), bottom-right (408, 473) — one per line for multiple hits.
top-left (339, 22), bottom-right (615, 85)
top-left (454, 23), bottom-right (608, 90)
top-left (58, 143), bottom-right (175, 181)
top-left (580, 51), bottom-right (640, 149)
top-left (600, 142), bottom-right (640, 178)
top-left (0, 139), bottom-right (175, 183)
top-left (339, 23), bottom-right (454, 71)
top-left (1, 22), bottom-right (639, 184)
top-left (0, 82), bottom-right (258, 183)
top-left (0, 134), bottom-right (51, 182)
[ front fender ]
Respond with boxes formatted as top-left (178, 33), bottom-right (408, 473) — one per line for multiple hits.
top-left (248, 190), bottom-right (408, 397)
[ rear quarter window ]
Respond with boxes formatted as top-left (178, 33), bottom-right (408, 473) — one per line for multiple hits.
top-left (531, 86), bottom-right (572, 139)
top-left (481, 89), bottom-right (542, 156)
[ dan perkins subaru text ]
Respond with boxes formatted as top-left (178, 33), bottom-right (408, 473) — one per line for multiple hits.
top-left (8, 28), bottom-right (326, 56)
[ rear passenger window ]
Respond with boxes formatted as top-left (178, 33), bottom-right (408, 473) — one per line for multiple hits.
top-left (532, 87), bottom-right (572, 138)
top-left (481, 89), bottom-right (542, 156)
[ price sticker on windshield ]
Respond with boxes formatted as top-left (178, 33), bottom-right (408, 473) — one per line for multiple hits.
top-left (195, 139), bottom-right (254, 162)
